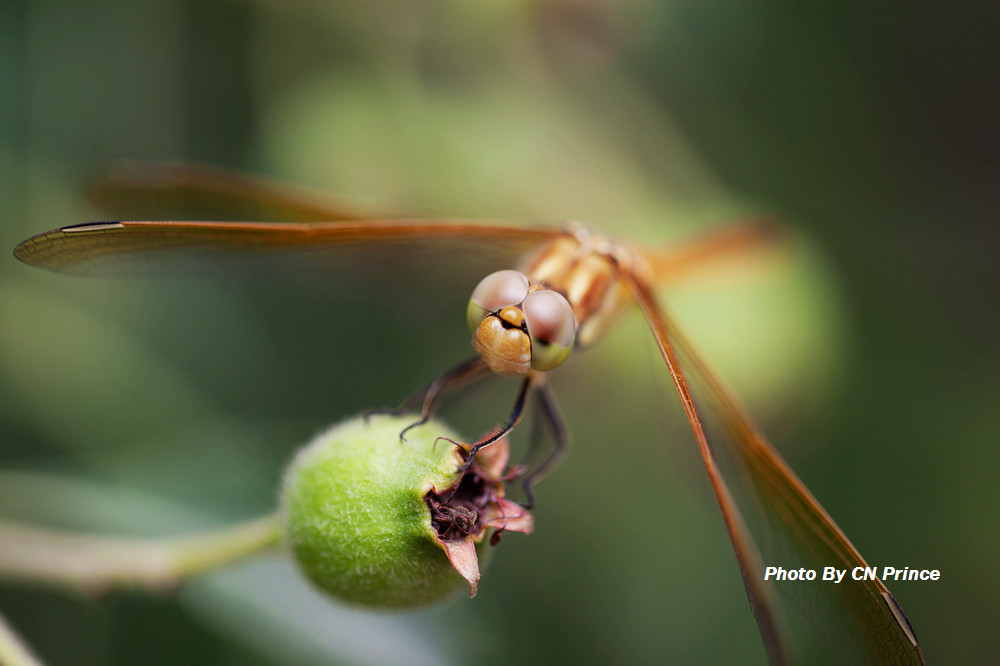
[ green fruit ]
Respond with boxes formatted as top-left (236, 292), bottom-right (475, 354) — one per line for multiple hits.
top-left (279, 414), bottom-right (469, 608)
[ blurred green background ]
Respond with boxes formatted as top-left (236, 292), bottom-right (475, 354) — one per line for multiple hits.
top-left (0, 2), bottom-right (996, 664)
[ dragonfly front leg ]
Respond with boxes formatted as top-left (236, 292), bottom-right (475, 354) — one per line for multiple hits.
top-left (520, 378), bottom-right (570, 509)
top-left (461, 374), bottom-right (534, 473)
top-left (396, 356), bottom-right (491, 441)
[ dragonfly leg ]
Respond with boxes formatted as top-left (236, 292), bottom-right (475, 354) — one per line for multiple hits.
top-left (461, 374), bottom-right (534, 473)
top-left (397, 356), bottom-right (491, 441)
top-left (520, 379), bottom-right (570, 509)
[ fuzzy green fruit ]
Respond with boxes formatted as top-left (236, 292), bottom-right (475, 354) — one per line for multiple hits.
top-left (280, 414), bottom-right (469, 608)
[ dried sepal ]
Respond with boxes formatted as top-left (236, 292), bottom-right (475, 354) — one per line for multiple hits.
top-left (426, 431), bottom-right (533, 597)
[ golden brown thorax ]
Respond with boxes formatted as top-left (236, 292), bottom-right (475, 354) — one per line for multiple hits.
top-left (521, 225), bottom-right (648, 349)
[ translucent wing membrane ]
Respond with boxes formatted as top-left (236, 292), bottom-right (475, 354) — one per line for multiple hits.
top-left (643, 216), bottom-right (787, 285)
top-left (626, 275), bottom-right (924, 666)
top-left (18, 159), bottom-right (560, 303)
top-left (13, 220), bottom-right (559, 308)
top-left (87, 159), bottom-right (384, 222)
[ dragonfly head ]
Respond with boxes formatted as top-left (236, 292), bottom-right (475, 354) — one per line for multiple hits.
top-left (467, 270), bottom-right (576, 376)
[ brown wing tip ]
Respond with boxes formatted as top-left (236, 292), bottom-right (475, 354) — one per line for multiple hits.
top-left (879, 590), bottom-right (921, 650)
top-left (13, 228), bottom-right (58, 265)
top-left (13, 222), bottom-right (124, 267)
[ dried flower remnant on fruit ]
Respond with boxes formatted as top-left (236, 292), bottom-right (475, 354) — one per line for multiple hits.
top-left (427, 433), bottom-right (533, 597)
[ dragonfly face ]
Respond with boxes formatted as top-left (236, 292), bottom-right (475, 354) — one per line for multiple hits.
top-left (11, 160), bottom-right (925, 666)
top-left (466, 268), bottom-right (575, 375)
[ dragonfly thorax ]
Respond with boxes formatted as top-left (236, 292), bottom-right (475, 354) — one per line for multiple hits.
top-left (520, 227), bottom-right (642, 349)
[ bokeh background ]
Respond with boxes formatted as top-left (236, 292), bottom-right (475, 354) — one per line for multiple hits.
top-left (0, 2), bottom-right (997, 664)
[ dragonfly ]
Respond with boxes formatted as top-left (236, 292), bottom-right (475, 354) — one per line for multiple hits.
top-left (13, 160), bottom-right (924, 666)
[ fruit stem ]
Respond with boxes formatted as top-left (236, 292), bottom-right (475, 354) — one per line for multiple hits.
top-left (0, 515), bottom-right (281, 596)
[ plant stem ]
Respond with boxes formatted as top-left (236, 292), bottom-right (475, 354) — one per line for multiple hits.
top-left (0, 515), bottom-right (281, 597)
top-left (0, 611), bottom-right (45, 666)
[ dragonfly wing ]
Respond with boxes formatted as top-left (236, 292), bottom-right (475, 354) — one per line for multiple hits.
top-left (87, 159), bottom-right (384, 223)
top-left (639, 216), bottom-right (787, 286)
top-left (13, 220), bottom-right (561, 310)
top-left (625, 274), bottom-right (925, 666)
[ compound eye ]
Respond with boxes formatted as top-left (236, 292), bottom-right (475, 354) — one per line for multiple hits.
top-left (522, 289), bottom-right (575, 371)
top-left (467, 270), bottom-right (530, 332)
